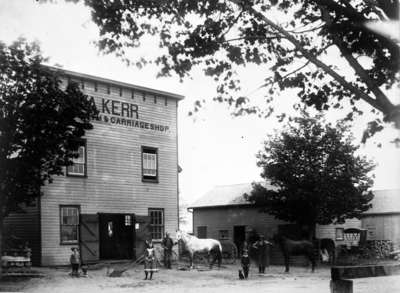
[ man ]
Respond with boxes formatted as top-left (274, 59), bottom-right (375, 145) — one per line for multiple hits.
top-left (161, 232), bottom-right (175, 269)
top-left (252, 235), bottom-right (272, 274)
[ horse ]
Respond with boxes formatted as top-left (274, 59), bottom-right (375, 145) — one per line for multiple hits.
top-left (272, 234), bottom-right (317, 273)
top-left (176, 230), bottom-right (222, 269)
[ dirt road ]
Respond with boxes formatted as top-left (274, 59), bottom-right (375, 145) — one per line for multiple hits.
top-left (2, 264), bottom-right (400, 293)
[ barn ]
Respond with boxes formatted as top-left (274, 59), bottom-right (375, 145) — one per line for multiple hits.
top-left (189, 182), bottom-right (366, 264)
top-left (3, 67), bottom-right (183, 266)
top-left (361, 189), bottom-right (400, 253)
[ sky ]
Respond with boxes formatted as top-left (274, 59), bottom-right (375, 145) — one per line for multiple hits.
top-left (1, 1), bottom-right (399, 223)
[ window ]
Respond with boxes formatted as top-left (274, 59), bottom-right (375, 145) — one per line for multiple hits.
top-left (219, 230), bottom-right (229, 240)
top-left (197, 226), bottom-right (207, 239)
top-left (335, 228), bottom-right (344, 241)
top-left (125, 215), bottom-right (132, 226)
top-left (60, 206), bottom-right (79, 244)
top-left (142, 147), bottom-right (158, 182)
top-left (67, 142), bottom-right (86, 177)
top-left (149, 208), bottom-right (164, 240)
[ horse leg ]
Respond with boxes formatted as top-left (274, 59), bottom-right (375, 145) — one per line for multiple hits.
top-left (189, 252), bottom-right (194, 269)
top-left (284, 254), bottom-right (290, 273)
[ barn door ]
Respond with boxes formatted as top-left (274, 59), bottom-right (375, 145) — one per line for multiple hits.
top-left (80, 214), bottom-right (99, 263)
top-left (134, 215), bottom-right (151, 260)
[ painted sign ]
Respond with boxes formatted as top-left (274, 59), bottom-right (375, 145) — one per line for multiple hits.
top-left (89, 96), bottom-right (170, 133)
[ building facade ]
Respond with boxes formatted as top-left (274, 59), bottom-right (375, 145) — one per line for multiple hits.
top-left (4, 68), bottom-right (183, 266)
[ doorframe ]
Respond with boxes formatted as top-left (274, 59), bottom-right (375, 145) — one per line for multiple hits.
top-left (98, 212), bottom-right (135, 260)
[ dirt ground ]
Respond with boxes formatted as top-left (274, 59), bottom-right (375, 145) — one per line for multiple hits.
top-left (1, 263), bottom-right (399, 293)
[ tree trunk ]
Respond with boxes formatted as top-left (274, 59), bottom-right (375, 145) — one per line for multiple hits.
top-left (0, 217), bottom-right (3, 279)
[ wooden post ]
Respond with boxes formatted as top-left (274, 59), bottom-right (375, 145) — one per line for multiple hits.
top-left (330, 279), bottom-right (353, 293)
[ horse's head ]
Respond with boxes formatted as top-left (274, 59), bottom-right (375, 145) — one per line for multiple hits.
top-left (176, 230), bottom-right (184, 242)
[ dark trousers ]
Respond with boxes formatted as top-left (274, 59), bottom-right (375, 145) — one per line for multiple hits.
top-left (71, 263), bottom-right (79, 276)
top-left (242, 265), bottom-right (249, 278)
top-left (164, 249), bottom-right (172, 268)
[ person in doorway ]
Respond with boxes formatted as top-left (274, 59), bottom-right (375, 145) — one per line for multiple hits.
top-left (144, 240), bottom-right (157, 280)
top-left (240, 248), bottom-right (250, 279)
top-left (70, 247), bottom-right (80, 277)
top-left (161, 232), bottom-right (176, 269)
top-left (252, 235), bottom-right (272, 274)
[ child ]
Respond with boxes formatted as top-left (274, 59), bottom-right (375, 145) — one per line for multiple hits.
top-left (241, 248), bottom-right (250, 279)
top-left (144, 240), bottom-right (157, 280)
top-left (70, 247), bottom-right (80, 277)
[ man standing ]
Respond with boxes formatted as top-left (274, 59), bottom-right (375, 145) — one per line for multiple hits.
top-left (252, 235), bottom-right (272, 273)
top-left (161, 232), bottom-right (175, 269)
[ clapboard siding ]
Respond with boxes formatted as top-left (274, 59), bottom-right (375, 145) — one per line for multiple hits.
top-left (40, 73), bottom-right (180, 265)
top-left (192, 206), bottom-right (311, 265)
top-left (3, 202), bottom-right (41, 265)
top-left (362, 214), bottom-right (400, 249)
top-left (316, 219), bottom-right (362, 246)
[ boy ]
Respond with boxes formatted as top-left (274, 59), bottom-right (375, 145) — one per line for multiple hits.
top-left (241, 248), bottom-right (250, 279)
top-left (70, 247), bottom-right (80, 277)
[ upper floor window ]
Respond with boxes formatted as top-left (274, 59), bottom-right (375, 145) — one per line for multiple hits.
top-left (142, 146), bottom-right (158, 182)
top-left (60, 206), bottom-right (79, 244)
top-left (67, 141), bottom-right (86, 177)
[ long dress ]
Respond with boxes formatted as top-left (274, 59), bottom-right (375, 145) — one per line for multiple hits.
top-left (144, 247), bottom-right (157, 272)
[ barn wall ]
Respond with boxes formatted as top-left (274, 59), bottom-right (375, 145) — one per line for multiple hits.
top-left (40, 75), bottom-right (180, 266)
top-left (362, 214), bottom-right (400, 250)
top-left (192, 206), bottom-right (313, 266)
top-left (3, 202), bottom-right (41, 265)
top-left (316, 219), bottom-right (362, 246)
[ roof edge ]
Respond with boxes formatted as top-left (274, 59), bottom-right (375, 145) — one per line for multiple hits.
top-left (44, 65), bottom-right (185, 100)
top-left (189, 203), bottom-right (253, 209)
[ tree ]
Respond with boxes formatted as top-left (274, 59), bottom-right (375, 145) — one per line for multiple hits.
top-left (0, 39), bottom-right (98, 268)
top-left (50, 0), bottom-right (399, 135)
top-left (245, 112), bottom-right (375, 238)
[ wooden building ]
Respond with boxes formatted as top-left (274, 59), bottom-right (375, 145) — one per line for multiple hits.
top-left (189, 182), bottom-right (366, 264)
top-left (361, 189), bottom-right (400, 250)
top-left (3, 68), bottom-right (183, 266)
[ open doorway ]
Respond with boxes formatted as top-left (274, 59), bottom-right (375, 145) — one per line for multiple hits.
top-left (99, 213), bottom-right (134, 260)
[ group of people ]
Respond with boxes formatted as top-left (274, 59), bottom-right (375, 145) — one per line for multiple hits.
top-left (240, 235), bottom-right (272, 279)
top-left (69, 232), bottom-right (272, 281)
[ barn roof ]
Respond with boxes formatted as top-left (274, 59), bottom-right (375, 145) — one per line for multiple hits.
top-left (189, 184), bottom-right (400, 214)
top-left (188, 181), bottom-right (277, 209)
top-left (364, 189), bottom-right (400, 215)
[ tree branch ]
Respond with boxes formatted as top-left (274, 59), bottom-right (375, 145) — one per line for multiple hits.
top-left (231, 0), bottom-right (393, 115)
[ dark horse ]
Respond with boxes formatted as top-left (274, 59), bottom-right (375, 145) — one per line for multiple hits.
top-left (273, 234), bottom-right (317, 273)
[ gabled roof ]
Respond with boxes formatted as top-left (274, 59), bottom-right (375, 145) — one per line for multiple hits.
top-left (364, 189), bottom-right (400, 214)
top-left (189, 181), bottom-right (277, 209)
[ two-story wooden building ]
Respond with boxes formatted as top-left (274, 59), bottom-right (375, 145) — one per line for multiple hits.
top-left (4, 68), bottom-right (183, 266)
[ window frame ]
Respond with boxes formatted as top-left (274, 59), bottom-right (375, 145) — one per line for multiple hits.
top-left (218, 229), bottom-right (229, 240)
top-left (148, 208), bottom-right (164, 241)
top-left (141, 146), bottom-right (158, 183)
top-left (59, 205), bottom-right (80, 245)
top-left (66, 140), bottom-right (87, 177)
top-left (197, 226), bottom-right (207, 239)
top-left (335, 228), bottom-right (344, 241)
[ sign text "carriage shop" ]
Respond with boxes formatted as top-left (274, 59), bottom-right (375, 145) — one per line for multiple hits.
top-left (89, 96), bottom-right (170, 133)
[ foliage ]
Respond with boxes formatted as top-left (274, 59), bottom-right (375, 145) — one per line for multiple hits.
top-left (53, 0), bottom-right (399, 133)
top-left (0, 39), bottom-right (99, 219)
top-left (245, 112), bottom-right (375, 233)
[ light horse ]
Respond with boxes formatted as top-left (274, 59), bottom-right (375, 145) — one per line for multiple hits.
top-left (176, 230), bottom-right (222, 269)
